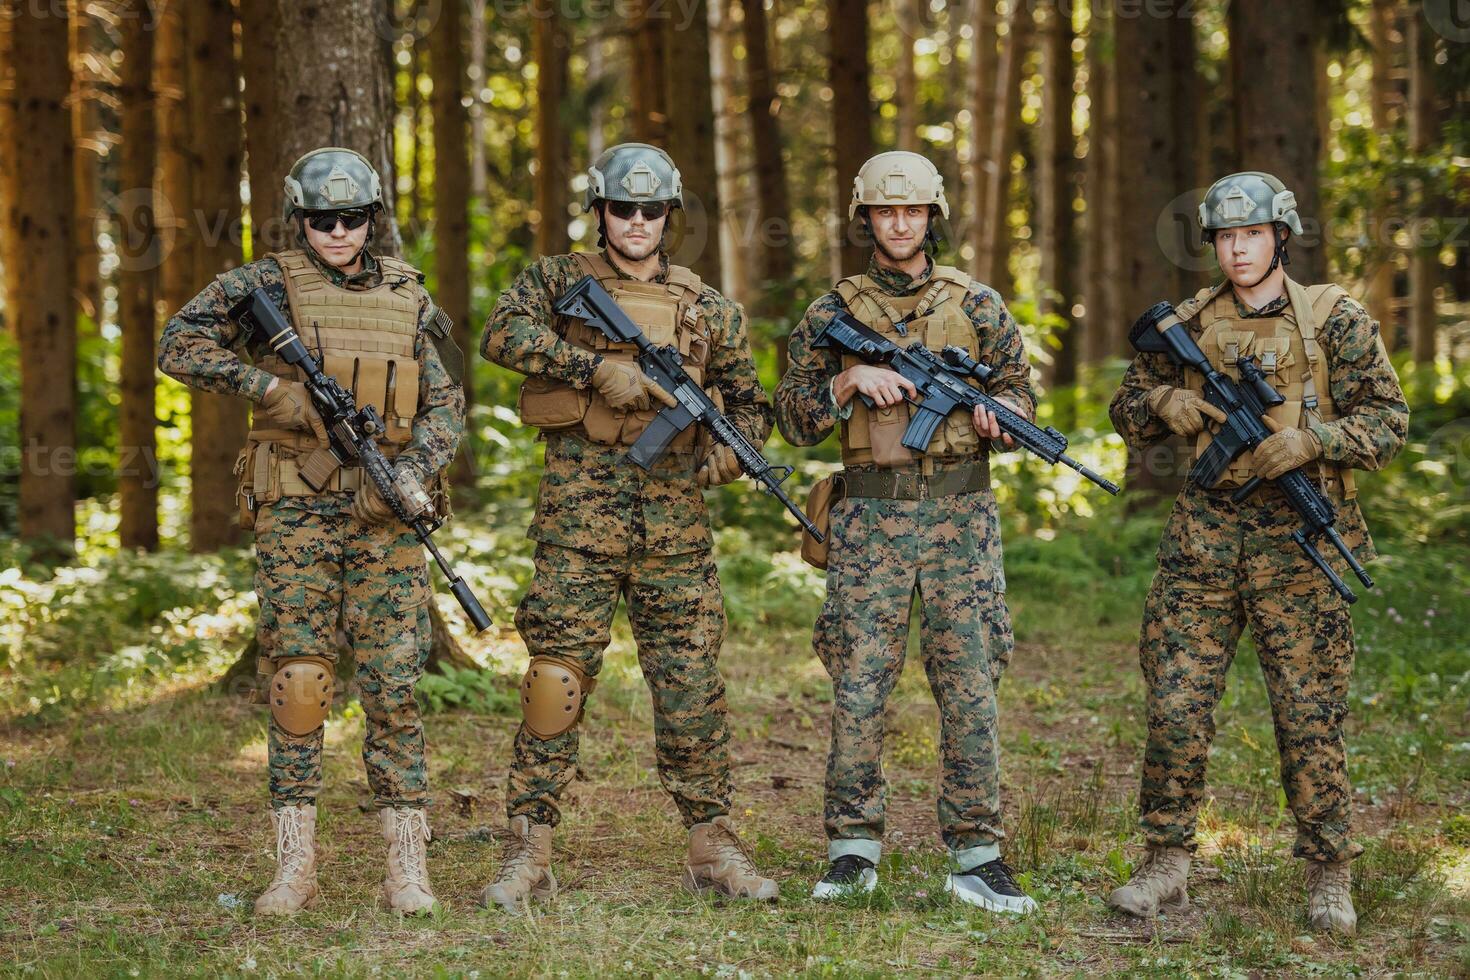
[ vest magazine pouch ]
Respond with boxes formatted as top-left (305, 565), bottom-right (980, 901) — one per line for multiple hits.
top-left (941, 410), bottom-right (982, 457)
top-left (867, 403), bottom-right (917, 467)
top-left (611, 282), bottom-right (679, 347)
top-left (387, 357), bottom-right (420, 444)
top-left (517, 374), bottom-right (589, 431)
top-left (235, 439), bottom-right (281, 530)
top-left (801, 474), bottom-right (843, 570)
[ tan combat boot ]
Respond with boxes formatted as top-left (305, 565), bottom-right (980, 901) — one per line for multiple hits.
top-left (379, 807), bottom-right (436, 915)
top-left (1106, 844), bottom-right (1190, 918)
top-left (254, 803), bottom-right (320, 915)
top-left (1305, 859), bottom-right (1356, 936)
top-left (480, 815), bottom-right (557, 912)
top-left (682, 816), bottom-right (779, 901)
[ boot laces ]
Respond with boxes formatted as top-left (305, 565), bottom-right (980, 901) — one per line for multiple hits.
top-left (275, 807), bottom-right (311, 878)
top-left (497, 823), bottom-right (539, 882)
top-left (1134, 849), bottom-right (1180, 887)
top-left (1308, 863), bottom-right (1350, 906)
top-left (711, 822), bottom-right (760, 876)
top-left (392, 809), bottom-right (430, 887)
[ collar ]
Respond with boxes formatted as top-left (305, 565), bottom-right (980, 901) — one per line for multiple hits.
top-left (866, 254), bottom-right (934, 296)
top-left (1232, 291), bottom-right (1290, 319)
top-left (602, 249), bottom-right (670, 285)
top-left (305, 245), bottom-right (381, 289)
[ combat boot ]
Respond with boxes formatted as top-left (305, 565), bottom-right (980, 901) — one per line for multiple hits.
top-left (1305, 859), bottom-right (1356, 936)
top-left (254, 803), bottom-right (320, 915)
top-left (480, 815), bottom-right (557, 912)
top-left (379, 807), bottom-right (436, 915)
top-left (1106, 844), bottom-right (1191, 918)
top-left (681, 816), bottom-right (778, 901)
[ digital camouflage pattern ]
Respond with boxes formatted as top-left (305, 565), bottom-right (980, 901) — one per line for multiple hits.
top-left (158, 247), bottom-right (465, 811)
top-left (1110, 286), bottom-right (1408, 863)
top-left (482, 250), bottom-right (773, 558)
top-left (776, 257), bottom-right (1035, 863)
top-left (507, 543), bottom-right (731, 828)
top-left (481, 249), bottom-right (768, 827)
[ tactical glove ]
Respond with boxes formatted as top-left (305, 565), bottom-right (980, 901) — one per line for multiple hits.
top-left (1146, 385), bottom-right (1227, 437)
top-left (259, 380), bottom-right (329, 444)
top-left (1254, 426), bottom-right (1322, 480)
top-left (591, 359), bottom-right (677, 412)
top-left (697, 445), bottom-right (742, 488)
top-left (351, 465), bottom-right (432, 526)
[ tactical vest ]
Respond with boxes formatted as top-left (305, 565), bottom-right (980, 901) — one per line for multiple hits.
top-left (517, 252), bottom-right (712, 455)
top-left (835, 265), bottom-right (983, 470)
top-left (1180, 276), bottom-right (1356, 498)
top-left (236, 249), bottom-right (424, 511)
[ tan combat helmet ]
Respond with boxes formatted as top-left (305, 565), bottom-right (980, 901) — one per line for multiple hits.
top-left (1197, 171), bottom-right (1304, 244)
top-left (584, 142), bottom-right (684, 212)
top-left (282, 146), bottom-right (384, 224)
top-left (848, 151), bottom-right (950, 221)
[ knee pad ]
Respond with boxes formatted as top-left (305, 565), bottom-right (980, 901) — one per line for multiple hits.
top-left (269, 656), bottom-right (336, 737)
top-left (520, 656), bottom-right (595, 739)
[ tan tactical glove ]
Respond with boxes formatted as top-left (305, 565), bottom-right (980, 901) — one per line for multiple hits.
top-left (1146, 385), bottom-right (1227, 437)
top-left (259, 380), bottom-right (329, 444)
top-left (1254, 426), bottom-right (1322, 480)
top-left (591, 359), bottom-right (677, 412)
top-left (697, 445), bottom-right (743, 488)
top-left (351, 465), bottom-right (432, 526)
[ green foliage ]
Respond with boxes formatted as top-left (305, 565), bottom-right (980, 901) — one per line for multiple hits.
top-left (415, 663), bottom-right (518, 715)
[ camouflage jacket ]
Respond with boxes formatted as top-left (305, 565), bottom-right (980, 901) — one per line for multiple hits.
top-left (157, 249), bottom-right (466, 507)
top-left (1109, 287), bottom-right (1408, 471)
top-left (480, 250), bottom-right (774, 557)
top-left (774, 255), bottom-right (1037, 460)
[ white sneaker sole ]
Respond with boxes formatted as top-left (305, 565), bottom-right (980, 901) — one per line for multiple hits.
top-left (945, 873), bottom-right (1038, 914)
top-left (812, 868), bottom-right (878, 899)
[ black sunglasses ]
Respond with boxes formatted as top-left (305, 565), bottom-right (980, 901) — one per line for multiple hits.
top-left (304, 208), bottom-right (372, 232)
top-left (604, 200), bottom-right (671, 221)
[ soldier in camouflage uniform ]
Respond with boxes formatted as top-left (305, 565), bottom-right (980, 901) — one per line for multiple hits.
top-left (158, 147), bottom-right (466, 917)
top-left (477, 143), bottom-right (778, 909)
top-left (1106, 172), bottom-right (1408, 935)
top-left (774, 151), bottom-right (1039, 913)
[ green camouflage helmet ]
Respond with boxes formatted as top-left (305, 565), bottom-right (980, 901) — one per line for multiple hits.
top-left (1197, 171), bottom-right (1304, 244)
top-left (282, 147), bottom-right (384, 224)
top-left (584, 142), bottom-right (683, 212)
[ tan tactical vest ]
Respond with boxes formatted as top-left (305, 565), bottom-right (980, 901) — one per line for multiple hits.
top-left (517, 252), bottom-right (712, 455)
top-left (1180, 276), bottom-right (1356, 498)
top-left (835, 265), bottom-right (983, 470)
top-left (237, 249), bottom-right (424, 510)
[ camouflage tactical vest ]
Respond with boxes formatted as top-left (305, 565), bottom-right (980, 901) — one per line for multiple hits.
top-left (835, 265), bottom-right (983, 470)
top-left (238, 249), bottom-right (424, 507)
top-left (1180, 276), bottom-right (1355, 498)
top-left (517, 252), bottom-right (713, 455)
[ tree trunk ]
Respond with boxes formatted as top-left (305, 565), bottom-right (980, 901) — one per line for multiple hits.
top-left (156, 0), bottom-right (192, 323)
top-left (630, 0), bottom-right (669, 144)
top-left (1366, 0), bottom-right (1398, 348)
top-left (710, 0), bottom-right (751, 305)
top-left (665, 0), bottom-right (723, 285)
top-left (238, 0), bottom-right (282, 254)
top-left (830, 0), bottom-right (873, 278)
top-left (1082, 0), bottom-right (1118, 366)
top-left (70, 0), bottom-right (102, 323)
top-left (896, 0), bottom-right (919, 152)
top-left (586, 25), bottom-right (608, 160)
top-left (1408, 4), bottom-right (1438, 366)
top-left (742, 0), bottom-right (795, 315)
top-left (1, 4), bottom-right (17, 339)
top-left (1229, 0), bottom-right (1324, 284)
top-left (1038, 0), bottom-right (1077, 390)
top-left (432, 0), bottom-right (476, 493)
top-left (468, 0), bottom-right (488, 200)
top-left (532, 0), bottom-right (570, 257)
top-left (968, 0), bottom-right (996, 273)
top-left (117, 0), bottom-right (159, 551)
top-left (981, 1), bottom-right (1030, 295)
top-left (12, 0), bottom-right (80, 556)
top-left (410, 40), bottom-right (425, 237)
top-left (186, 0), bottom-right (249, 553)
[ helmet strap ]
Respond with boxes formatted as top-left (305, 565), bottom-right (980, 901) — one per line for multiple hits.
top-left (1246, 225), bottom-right (1288, 289)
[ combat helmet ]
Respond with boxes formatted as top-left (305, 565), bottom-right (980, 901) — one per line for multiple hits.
top-left (848, 151), bottom-right (950, 220)
top-left (584, 143), bottom-right (683, 212)
top-left (1197, 171), bottom-right (1304, 244)
top-left (282, 147), bottom-right (385, 225)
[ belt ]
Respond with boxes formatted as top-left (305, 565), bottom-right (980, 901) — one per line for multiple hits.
top-left (841, 465), bottom-right (989, 500)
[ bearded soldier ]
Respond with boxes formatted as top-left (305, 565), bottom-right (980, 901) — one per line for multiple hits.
top-left (158, 147), bottom-right (465, 916)
top-left (774, 151), bottom-right (1039, 912)
top-left (1106, 173), bottom-right (1408, 934)
top-left (477, 143), bottom-right (777, 908)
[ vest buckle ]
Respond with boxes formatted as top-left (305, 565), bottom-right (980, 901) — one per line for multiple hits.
top-left (1262, 350), bottom-right (1277, 374)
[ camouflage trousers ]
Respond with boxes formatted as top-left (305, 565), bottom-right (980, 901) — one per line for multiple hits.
top-left (813, 485), bottom-right (1014, 866)
top-left (506, 542), bottom-right (732, 828)
top-left (1138, 482), bottom-right (1363, 862)
top-left (254, 498), bottom-right (433, 810)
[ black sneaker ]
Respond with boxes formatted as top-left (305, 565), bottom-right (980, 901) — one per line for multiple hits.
top-left (946, 858), bottom-right (1038, 914)
top-left (811, 854), bottom-right (878, 899)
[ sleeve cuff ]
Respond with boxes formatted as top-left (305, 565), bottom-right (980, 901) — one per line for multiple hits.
top-left (830, 378), bottom-right (853, 421)
top-left (243, 368), bottom-right (276, 403)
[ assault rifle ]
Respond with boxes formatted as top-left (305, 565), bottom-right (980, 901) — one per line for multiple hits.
top-left (552, 275), bottom-right (824, 542)
top-left (811, 312), bottom-right (1120, 494)
top-left (230, 287), bottom-right (493, 632)
top-left (1129, 301), bottom-right (1373, 604)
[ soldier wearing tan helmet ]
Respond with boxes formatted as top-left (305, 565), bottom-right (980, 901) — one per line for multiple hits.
top-left (1107, 172), bottom-right (1409, 934)
top-left (477, 142), bottom-right (778, 909)
top-left (158, 147), bottom-right (466, 916)
top-left (774, 150), bottom-right (1040, 911)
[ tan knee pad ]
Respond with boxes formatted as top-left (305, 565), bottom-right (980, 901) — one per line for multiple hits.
top-left (269, 656), bottom-right (336, 737)
top-left (520, 656), bottom-right (595, 739)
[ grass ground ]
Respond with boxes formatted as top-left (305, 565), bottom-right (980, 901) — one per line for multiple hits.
top-left (1, 496), bottom-right (1467, 977)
